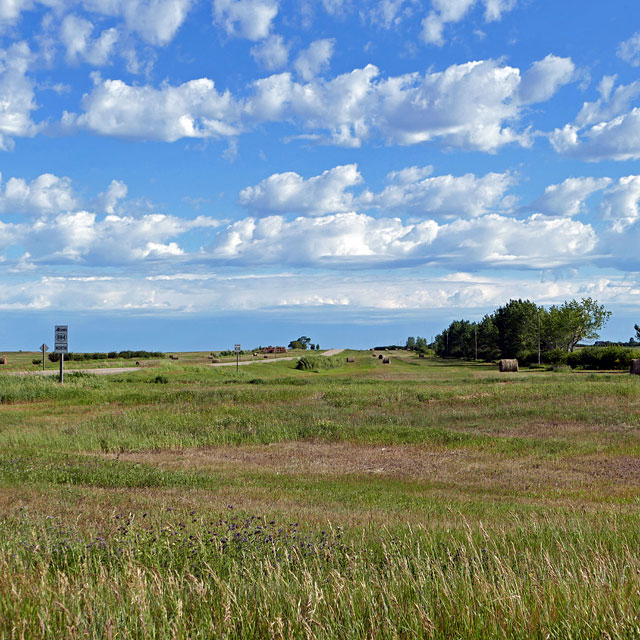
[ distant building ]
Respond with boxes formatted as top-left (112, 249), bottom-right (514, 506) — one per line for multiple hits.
top-left (261, 346), bottom-right (287, 354)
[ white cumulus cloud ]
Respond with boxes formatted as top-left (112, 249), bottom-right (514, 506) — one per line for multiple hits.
top-left (551, 77), bottom-right (640, 161)
top-left (209, 211), bottom-right (596, 269)
top-left (358, 168), bottom-right (515, 217)
top-left (70, 55), bottom-right (573, 151)
top-left (294, 38), bottom-right (334, 81)
top-left (618, 32), bottom-right (640, 67)
top-left (60, 14), bottom-right (119, 65)
top-left (0, 172), bottom-right (79, 215)
top-left (239, 164), bottom-right (362, 215)
top-left (0, 41), bottom-right (40, 150)
top-left (421, 0), bottom-right (516, 46)
top-left (250, 34), bottom-right (288, 70)
top-left (81, 0), bottom-right (192, 45)
top-left (213, 0), bottom-right (278, 41)
top-left (70, 73), bottom-right (241, 141)
top-left (528, 177), bottom-right (612, 217)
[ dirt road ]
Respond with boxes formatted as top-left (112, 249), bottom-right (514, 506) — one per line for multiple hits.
top-left (9, 349), bottom-right (346, 375)
top-left (212, 349), bottom-right (344, 367)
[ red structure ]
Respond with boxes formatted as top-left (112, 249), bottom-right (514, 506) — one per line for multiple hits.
top-left (261, 346), bottom-right (287, 354)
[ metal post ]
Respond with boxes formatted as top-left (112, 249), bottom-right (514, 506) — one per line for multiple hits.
top-left (236, 351), bottom-right (239, 373)
top-left (59, 353), bottom-right (64, 384)
top-left (42, 346), bottom-right (45, 371)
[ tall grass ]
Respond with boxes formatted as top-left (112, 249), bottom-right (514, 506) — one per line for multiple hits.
top-left (2, 511), bottom-right (640, 638)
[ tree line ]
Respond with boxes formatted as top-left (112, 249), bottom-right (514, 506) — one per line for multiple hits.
top-left (424, 298), bottom-right (613, 364)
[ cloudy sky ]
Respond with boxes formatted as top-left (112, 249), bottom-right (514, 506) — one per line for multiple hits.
top-left (1, 0), bottom-right (639, 350)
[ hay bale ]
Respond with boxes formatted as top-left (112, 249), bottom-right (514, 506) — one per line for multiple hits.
top-left (0, 356), bottom-right (6, 365)
top-left (346, 357), bottom-right (355, 363)
top-left (631, 359), bottom-right (640, 375)
top-left (382, 356), bottom-right (390, 364)
top-left (211, 358), bottom-right (220, 363)
top-left (419, 353), bottom-right (425, 358)
top-left (499, 359), bottom-right (518, 372)
top-left (378, 354), bottom-right (383, 359)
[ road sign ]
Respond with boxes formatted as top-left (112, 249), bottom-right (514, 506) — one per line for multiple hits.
top-left (40, 344), bottom-right (49, 352)
top-left (54, 325), bottom-right (68, 354)
top-left (234, 344), bottom-right (241, 352)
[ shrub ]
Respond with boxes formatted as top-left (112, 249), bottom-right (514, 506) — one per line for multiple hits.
top-left (295, 355), bottom-right (344, 372)
top-left (566, 346), bottom-right (640, 370)
top-left (32, 359), bottom-right (41, 365)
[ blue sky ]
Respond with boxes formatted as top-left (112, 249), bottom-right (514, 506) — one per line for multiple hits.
top-left (1, 0), bottom-right (640, 351)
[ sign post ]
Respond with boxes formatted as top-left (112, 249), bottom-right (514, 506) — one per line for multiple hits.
top-left (54, 325), bottom-right (68, 383)
top-left (234, 344), bottom-right (241, 372)
top-left (39, 343), bottom-right (49, 371)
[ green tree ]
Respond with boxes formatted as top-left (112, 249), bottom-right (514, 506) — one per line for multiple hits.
top-left (476, 314), bottom-right (500, 361)
top-left (288, 336), bottom-right (311, 350)
top-left (415, 336), bottom-right (428, 353)
top-left (405, 336), bottom-right (416, 350)
top-left (543, 298), bottom-right (611, 352)
top-left (635, 324), bottom-right (640, 341)
top-left (434, 321), bottom-right (475, 359)
top-left (493, 299), bottom-right (539, 358)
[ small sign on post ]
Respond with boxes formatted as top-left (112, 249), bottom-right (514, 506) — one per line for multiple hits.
top-left (234, 344), bottom-right (241, 372)
top-left (39, 343), bottom-right (49, 371)
top-left (54, 325), bottom-right (68, 383)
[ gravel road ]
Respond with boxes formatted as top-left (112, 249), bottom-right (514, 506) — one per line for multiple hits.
top-left (10, 349), bottom-right (346, 375)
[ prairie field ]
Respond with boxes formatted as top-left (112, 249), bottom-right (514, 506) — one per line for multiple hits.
top-left (1, 352), bottom-right (640, 638)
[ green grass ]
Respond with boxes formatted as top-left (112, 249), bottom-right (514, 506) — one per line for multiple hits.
top-left (2, 352), bottom-right (640, 637)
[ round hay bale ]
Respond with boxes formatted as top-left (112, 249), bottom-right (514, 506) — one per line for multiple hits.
top-left (211, 358), bottom-right (220, 363)
top-left (0, 356), bottom-right (6, 365)
top-left (382, 356), bottom-right (390, 364)
top-left (499, 359), bottom-right (518, 372)
top-left (346, 357), bottom-right (355, 363)
top-left (378, 354), bottom-right (383, 359)
top-left (631, 359), bottom-right (640, 375)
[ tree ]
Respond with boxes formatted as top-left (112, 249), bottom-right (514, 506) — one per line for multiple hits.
top-left (476, 314), bottom-right (500, 361)
top-left (405, 336), bottom-right (416, 350)
top-left (493, 299), bottom-right (539, 358)
top-left (543, 298), bottom-right (611, 352)
top-left (434, 321), bottom-right (475, 359)
top-left (288, 336), bottom-right (311, 350)
top-left (635, 324), bottom-right (640, 341)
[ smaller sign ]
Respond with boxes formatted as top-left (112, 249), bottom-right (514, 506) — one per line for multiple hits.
top-left (40, 343), bottom-right (49, 352)
top-left (234, 344), bottom-right (241, 352)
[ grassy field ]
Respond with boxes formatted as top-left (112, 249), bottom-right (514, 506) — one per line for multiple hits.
top-left (1, 351), bottom-right (640, 638)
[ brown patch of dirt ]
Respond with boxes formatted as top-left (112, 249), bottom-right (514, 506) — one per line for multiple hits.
top-left (102, 442), bottom-right (640, 497)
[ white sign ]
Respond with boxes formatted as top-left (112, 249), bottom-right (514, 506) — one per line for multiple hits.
top-left (54, 325), bottom-right (68, 353)
top-left (234, 344), bottom-right (241, 352)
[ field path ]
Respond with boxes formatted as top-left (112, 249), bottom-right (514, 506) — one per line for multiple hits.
top-left (321, 348), bottom-right (345, 356)
top-left (9, 348), bottom-right (347, 374)
top-left (11, 366), bottom-right (143, 376)
top-left (212, 348), bottom-right (344, 367)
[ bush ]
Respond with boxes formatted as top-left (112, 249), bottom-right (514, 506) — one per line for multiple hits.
top-left (295, 356), bottom-right (344, 372)
top-left (31, 359), bottom-right (41, 365)
top-left (566, 346), bottom-right (640, 370)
